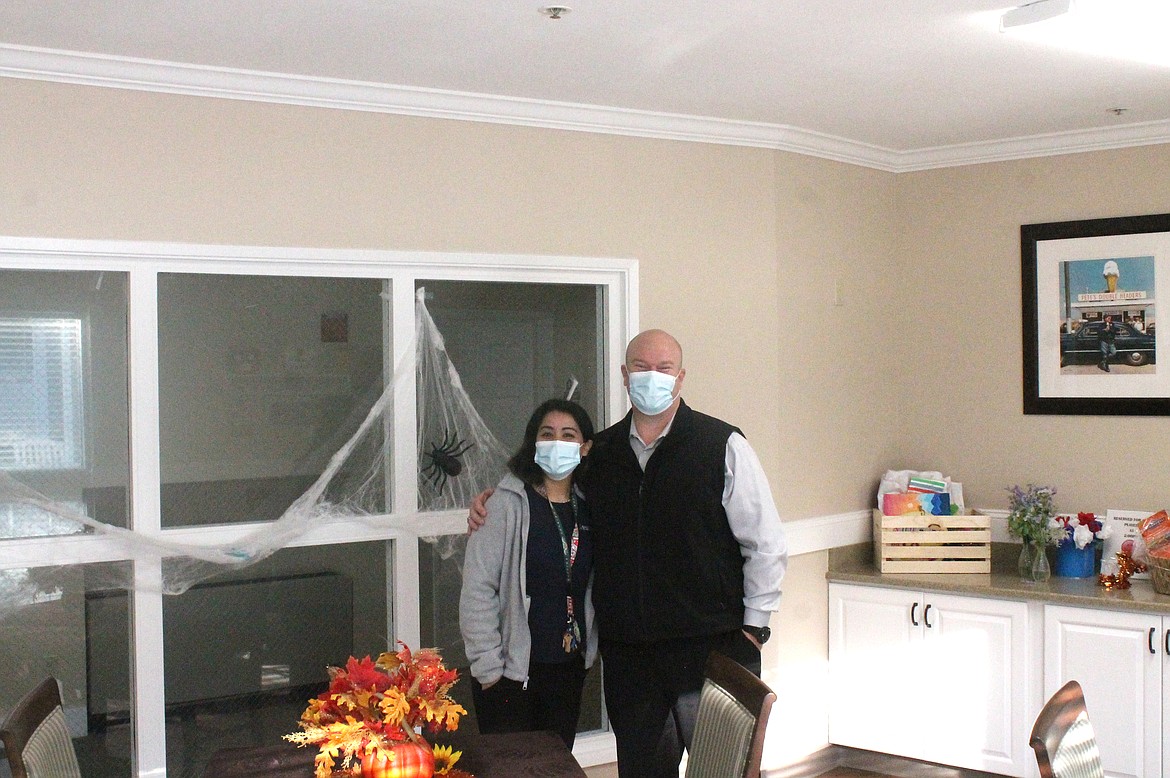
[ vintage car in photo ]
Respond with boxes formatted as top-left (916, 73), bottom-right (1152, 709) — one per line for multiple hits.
top-left (1060, 319), bottom-right (1156, 367)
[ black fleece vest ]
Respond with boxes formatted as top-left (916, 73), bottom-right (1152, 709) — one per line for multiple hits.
top-left (586, 401), bottom-right (744, 643)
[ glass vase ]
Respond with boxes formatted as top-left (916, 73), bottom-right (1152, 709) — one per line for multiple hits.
top-left (1018, 539), bottom-right (1051, 583)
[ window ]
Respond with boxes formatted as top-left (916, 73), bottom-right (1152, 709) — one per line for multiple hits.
top-left (0, 240), bottom-right (634, 776)
top-left (0, 316), bottom-right (85, 471)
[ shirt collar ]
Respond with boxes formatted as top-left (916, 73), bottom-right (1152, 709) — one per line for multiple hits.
top-left (628, 406), bottom-right (678, 452)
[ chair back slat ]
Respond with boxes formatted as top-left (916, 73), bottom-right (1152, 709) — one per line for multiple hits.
top-left (684, 652), bottom-right (776, 778)
top-left (23, 707), bottom-right (83, 778)
top-left (1, 678), bottom-right (83, 778)
top-left (1029, 680), bottom-right (1105, 778)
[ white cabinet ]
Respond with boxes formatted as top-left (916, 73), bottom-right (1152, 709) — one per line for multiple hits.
top-left (829, 582), bottom-right (1033, 776)
top-left (1044, 604), bottom-right (1170, 778)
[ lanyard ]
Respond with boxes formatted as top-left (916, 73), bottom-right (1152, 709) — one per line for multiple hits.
top-left (547, 492), bottom-right (582, 653)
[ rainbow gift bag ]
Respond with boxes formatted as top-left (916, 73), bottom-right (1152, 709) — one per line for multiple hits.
top-left (882, 491), bottom-right (952, 516)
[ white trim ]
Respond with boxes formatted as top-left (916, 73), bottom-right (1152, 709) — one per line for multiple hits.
top-left (0, 508), bottom-right (876, 570)
top-left (3, 44), bottom-right (1169, 174)
top-left (130, 566), bottom-right (167, 777)
top-left (890, 121), bottom-right (1170, 172)
top-left (389, 277), bottom-right (420, 648)
top-left (572, 730), bottom-right (618, 768)
top-left (784, 510), bottom-right (871, 556)
top-left (0, 236), bottom-right (638, 278)
top-left (980, 508), bottom-right (1013, 543)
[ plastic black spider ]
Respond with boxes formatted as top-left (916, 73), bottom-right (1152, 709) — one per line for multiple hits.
top-left (421, 430), bottom-right (474, 493)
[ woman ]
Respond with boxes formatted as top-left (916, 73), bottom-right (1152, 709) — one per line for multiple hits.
top-left (459, 398), bottom-right (597, 749)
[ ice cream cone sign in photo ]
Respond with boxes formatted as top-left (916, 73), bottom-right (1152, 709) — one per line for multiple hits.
top-left (1103, 259), bottom-right (1119, 293)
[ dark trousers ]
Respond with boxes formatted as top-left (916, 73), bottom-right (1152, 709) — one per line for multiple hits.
top-left (602, 630), bottom-right (762, 778)
top-left (470, 655), bottom-right (587, 749)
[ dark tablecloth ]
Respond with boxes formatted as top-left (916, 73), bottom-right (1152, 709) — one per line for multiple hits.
top-left (202, 729), bottom-right (587, 778)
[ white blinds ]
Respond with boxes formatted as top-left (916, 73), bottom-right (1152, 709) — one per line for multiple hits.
top-left (0, 317), bottom-right (85, 471)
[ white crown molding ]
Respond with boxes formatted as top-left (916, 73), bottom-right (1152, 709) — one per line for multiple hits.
top-left (892, 121), bottom-right (1170, 172)
top-left (3, 43), bottom-right (1169, 173)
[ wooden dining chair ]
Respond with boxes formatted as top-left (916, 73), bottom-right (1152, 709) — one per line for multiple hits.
top-left (684, 652), bottom-right (776, 778)
top-left (0, 677), bottom-right (83, 778)
top-left (1029, 680), bottom-right (1104, 778)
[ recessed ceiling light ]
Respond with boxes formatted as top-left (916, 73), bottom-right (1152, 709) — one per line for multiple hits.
top-left (539, 6), bottom-right (571, 20)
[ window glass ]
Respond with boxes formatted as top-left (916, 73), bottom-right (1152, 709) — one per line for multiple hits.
top-left (153, 542), bottom-right (391, 776)
top-left (0, 270), bottom-right (129, 538)
top-left (418, 281), bottom-right (603, 452)
top-left (0, 561), bottom-right (133, 777)
top-left (416, 280), bottom-right (605, 737)
top-left (157, 274), bottom-right (386, 527)
top-left (0, 316), bottom-right (84, 470)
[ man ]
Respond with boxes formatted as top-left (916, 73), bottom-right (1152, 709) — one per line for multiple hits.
top-left (470, 329), bottom-right (787, 777)
top-left (1098, 315), bottom-right (1118, 372)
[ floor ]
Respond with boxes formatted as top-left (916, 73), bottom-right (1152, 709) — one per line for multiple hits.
top-left (823, 749), bottom-right (1010, 778)
top-left (578, 750), bottom-right (1010, 778)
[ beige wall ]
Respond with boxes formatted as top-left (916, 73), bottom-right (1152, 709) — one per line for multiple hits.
top-left (2, 77), bottom-right (856, 766)
top-left (894, 147), bottom-right (1170, 514)
top-left (5, 74), bottom-right (1170, 770)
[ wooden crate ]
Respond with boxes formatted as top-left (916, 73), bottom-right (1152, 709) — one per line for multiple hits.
top-left (872, 509), bottom-right (991, 574)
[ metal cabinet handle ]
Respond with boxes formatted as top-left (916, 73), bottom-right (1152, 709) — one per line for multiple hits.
top-left (924, 603), bottom-right (933, 629)
top-left (1165, 628), bottom-right (1169, 656)
top-left (1150, 627), bottom-right (1157, 654)
top-left (910, 602), bottom-right (919, 626)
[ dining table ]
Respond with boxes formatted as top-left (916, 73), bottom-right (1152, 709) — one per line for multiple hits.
top-left (201, 729), bottom-right (588, 778)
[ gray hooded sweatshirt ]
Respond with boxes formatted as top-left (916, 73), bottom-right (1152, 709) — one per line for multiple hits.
top-left (459, 473), bottom-right (598, 686)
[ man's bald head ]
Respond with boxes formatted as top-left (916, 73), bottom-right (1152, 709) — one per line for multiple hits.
top-left (625, 329), bottom-right (683, 372)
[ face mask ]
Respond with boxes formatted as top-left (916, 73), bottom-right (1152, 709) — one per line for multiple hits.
top-left (534, 440), bottom-right (582, 480)
top-left (628, 370), bottom-right (677, 416)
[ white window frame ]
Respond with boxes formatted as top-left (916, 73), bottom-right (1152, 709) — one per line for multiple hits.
top-left (0, 236), bottom-right (637, 777)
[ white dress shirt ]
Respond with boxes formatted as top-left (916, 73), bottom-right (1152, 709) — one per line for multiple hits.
top-left (628, 417), bottom-right (788, 629)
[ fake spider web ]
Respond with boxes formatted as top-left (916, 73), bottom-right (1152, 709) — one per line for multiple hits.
top-left (0, 287), bottom-right (510, 619)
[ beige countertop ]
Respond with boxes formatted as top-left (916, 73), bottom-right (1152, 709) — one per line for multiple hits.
top-left (828, 542), bottom-right (1170, 617)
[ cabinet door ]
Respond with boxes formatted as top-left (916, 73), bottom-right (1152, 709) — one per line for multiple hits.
top-left (828, 583), bottom-right (925, 757)
top-left (1045, 604), bottom-right (1160, 778)
top-left (923, 593), bottom-right (1031, 776)
top-left (1164, 620), bottom-right (1170, 776)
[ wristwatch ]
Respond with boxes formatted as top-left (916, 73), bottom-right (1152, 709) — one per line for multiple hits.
top-left (743, 625), bottom-right (771, 645)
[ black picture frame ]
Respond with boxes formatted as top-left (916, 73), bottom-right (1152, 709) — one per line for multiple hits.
top-left (1022, 212), bottom-right (1170, 415)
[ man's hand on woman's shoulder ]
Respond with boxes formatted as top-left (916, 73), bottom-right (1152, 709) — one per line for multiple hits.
top-left (467, 488), bottom-right (494, 533)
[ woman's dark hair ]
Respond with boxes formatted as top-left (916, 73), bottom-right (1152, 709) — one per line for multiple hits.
top-left (508, 398), bottom-right (595, 486)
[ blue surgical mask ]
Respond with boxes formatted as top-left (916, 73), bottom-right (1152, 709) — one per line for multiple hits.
top-left (628, 370), bottom-right (677, 416)
top-left (534, 440), bottom-right (582, 480)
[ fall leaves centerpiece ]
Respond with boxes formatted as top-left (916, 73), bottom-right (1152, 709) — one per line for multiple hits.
top-left (285, 644), bottom-right (471, 778)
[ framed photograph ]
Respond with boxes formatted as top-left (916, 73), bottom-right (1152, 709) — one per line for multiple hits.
top-left (1101, 509), bottom-right (1154, 579)
top-left (1022, 212), bottom-right (1170, 414)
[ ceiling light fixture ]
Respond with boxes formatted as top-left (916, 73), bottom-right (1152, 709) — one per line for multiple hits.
top-left (995, 0), bottom-right (1170, 69)
top-left (539, 6), bottom-right (571, 20)
top-left (1000, 0), bottom-right (1072, 30)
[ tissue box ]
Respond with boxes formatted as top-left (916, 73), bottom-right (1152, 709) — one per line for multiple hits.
top-left (872, 509), bottom-right (991, 574)
top-left (882, 492), bottom-right (951, 516)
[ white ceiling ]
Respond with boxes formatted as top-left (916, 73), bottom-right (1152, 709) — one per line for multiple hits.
top-left (2, 0), bottom-right (1170, 171)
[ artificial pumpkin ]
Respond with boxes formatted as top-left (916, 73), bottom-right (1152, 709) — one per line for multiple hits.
top-left (360, 742), bottom-right (435, 778)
